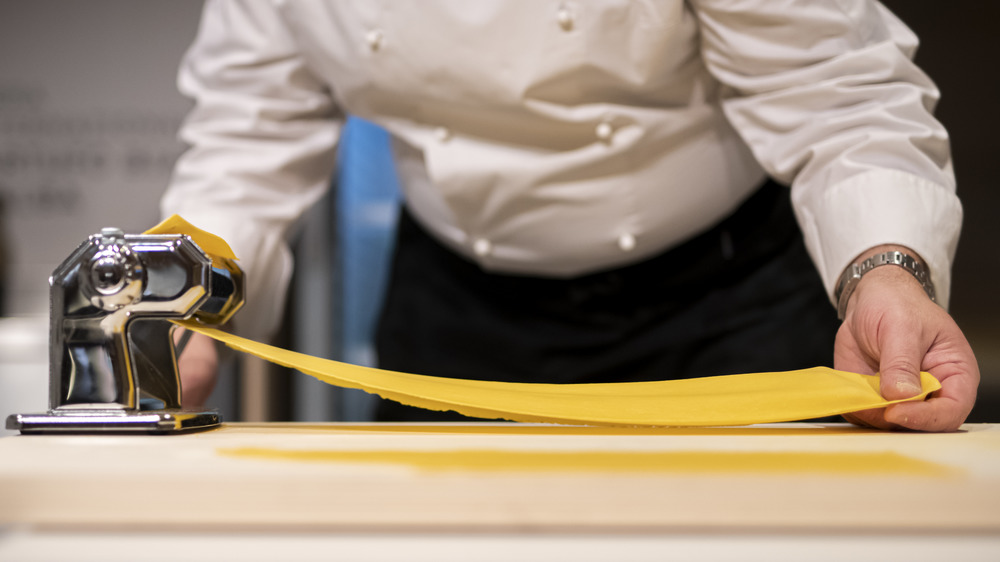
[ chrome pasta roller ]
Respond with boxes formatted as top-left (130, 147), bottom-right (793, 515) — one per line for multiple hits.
top-left (6, 226), bottom-right (243, 433)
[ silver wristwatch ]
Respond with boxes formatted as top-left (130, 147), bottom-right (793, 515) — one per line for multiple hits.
top-left (835, 250), bottom-right (936, 320)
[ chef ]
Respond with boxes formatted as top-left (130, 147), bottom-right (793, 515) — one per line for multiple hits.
top-left (164, 0), bottom-right (978, 430)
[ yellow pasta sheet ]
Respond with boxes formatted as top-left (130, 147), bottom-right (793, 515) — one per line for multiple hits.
top-left (150, 215), bottom-right (941, 427)
top-left (178, 321), bottom-right (938, 426)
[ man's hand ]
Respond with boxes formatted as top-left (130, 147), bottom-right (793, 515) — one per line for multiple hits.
top-left (174, 329), bottom-right (220, 408)
top-left (835, 246), bottom-right (979, 431)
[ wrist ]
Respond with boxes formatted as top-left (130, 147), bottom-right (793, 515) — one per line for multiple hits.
top-left (835, 245), bottom-right (936, 320)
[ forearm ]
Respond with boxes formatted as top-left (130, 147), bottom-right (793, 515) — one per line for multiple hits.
top-left (165, 0), bottom-right (342, 340)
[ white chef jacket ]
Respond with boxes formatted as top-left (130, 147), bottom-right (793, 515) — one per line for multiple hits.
top-left (162, 0), bottom-right (961, 340)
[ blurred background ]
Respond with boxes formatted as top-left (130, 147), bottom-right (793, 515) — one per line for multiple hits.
top-left (0, 1), bottom-right (996, 433)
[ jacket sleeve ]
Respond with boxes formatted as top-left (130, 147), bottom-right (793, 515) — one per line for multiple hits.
top-left (161, 0), bottom-right (343, 339)
top-left (689, 0), bottom-right (961, 308)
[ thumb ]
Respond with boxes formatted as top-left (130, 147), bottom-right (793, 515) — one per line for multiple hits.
top-left (876, 322), bottom-right (925, 401)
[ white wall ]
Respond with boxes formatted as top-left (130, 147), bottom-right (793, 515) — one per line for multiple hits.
top-left (0, 0), bottom-right (204, 316)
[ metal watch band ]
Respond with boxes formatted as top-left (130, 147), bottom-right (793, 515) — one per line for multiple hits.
top-left (835, 250), bottom-right (936, 320)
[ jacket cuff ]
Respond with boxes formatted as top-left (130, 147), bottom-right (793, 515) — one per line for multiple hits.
top-left (793, 168), bottom-right (961, 310)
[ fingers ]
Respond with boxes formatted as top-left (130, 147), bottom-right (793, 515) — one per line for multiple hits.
top-left (846, 401), bottom-right (959, 432)
top-left (883, 367), bottom-right (979, 432)
top-left (177, 331), bottom-right (220, 407)
top-left (835, 321), bottom-right (920, 431)
top-left (843, 409), bottom-right (898, 431)
top-left (835, 326), bottom-right (898, 430)
top-left (883, 401), bottom-right (954, 432)
top-left (845, 397), bottom-right (960, 432)
top-left (874, 321), bottom-right (925, 402)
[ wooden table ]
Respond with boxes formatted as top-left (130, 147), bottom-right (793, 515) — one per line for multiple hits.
top-left (1, 422), bottom-right (999, 560)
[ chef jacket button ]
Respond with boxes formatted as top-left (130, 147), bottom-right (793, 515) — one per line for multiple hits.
top-left (557, 7), bottom-right (574, 31)
top-left (366, 29), bottom-right (384, 51)
top-left (473, 238), bottom-right (493, 257)
top-left (617, 233), bottom-right (636, 252)
top-left (435, 126), bottom-right (452, 142)
top-left (595, 121), bottom-right (614, 142)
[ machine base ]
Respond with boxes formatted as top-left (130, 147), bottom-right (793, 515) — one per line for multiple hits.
top-left (6, 409), bottom-right (221, 434)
